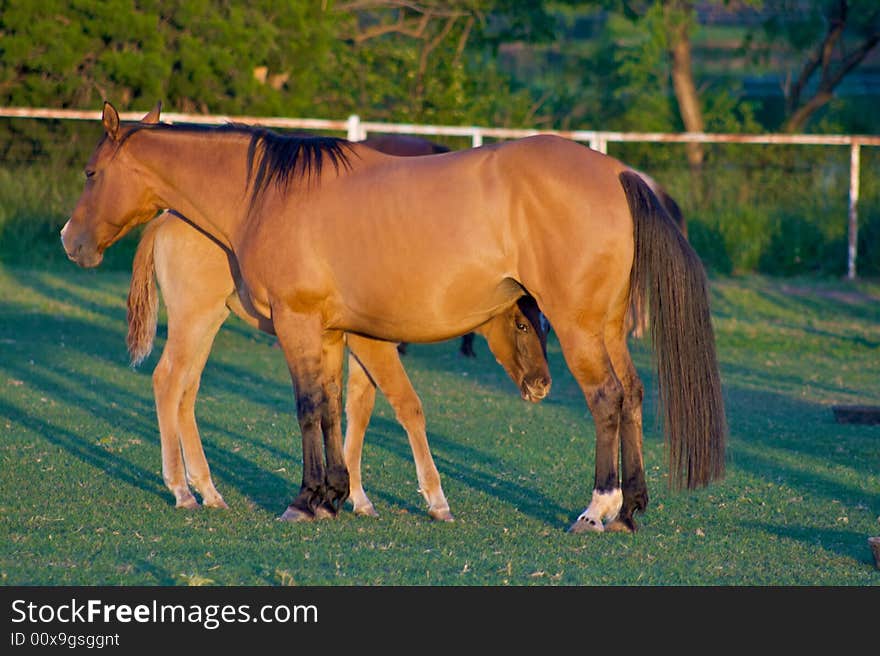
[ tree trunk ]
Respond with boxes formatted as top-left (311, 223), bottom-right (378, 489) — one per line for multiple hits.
top-left (668, 17), bottom-right (704, 172)
top-left (665, 2), bottom-right (704, 209)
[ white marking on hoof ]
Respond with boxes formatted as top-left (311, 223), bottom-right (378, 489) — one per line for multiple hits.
top-left (568, 516), bottom-right (604, 534)
top-left (568, 488), bottom-right (623, 533)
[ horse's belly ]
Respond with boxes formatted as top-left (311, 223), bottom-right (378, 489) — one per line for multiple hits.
top-left (334, 275), bottom-right (521, 343)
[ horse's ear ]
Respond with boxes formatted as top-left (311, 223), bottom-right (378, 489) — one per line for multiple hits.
top-left (102, 101), bottom-right (120, 141)
top-left (142, 101), bottom-right (162, 124)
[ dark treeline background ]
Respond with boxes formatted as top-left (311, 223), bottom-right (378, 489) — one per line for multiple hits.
top-left (1, 0), bottom-right (878, 275)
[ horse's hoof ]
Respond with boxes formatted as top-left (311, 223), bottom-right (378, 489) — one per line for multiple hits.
top-left (202, 497), bottom-right (229, 510)
top-left (175, 496), bottom-right (200, 510)
top-left (313, 504), bottom-right (337, 520)
top-left (428, 507), bottom-right (454, 522)
top-left (278, 505), bottom-right (314, 522)
top-left (567, 516), bottom-right (604, 534)
top-left (605, 517), bottom-right (636, 533)
top-left (352, 503), bottom-right (379, 518)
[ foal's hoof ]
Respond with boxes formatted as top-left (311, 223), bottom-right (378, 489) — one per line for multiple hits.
top-left (428, 506), bottom-right (454, 522)
top-left (278, 505), bottom-right (314, 522)
top-left (352, 502), bottom-right (380, 518)
top-left (202, 497), bottom-right (229, 510)
top-left (175, 496), bottom-right (200, 510)
top-left (567, 516), bottom-right (605, 534)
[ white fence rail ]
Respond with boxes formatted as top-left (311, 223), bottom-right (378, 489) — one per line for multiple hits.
top-left (2, 106), bottom-right (879, 278)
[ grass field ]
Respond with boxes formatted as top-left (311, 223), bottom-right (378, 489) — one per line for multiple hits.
top-left (1, 264), bottom-right (878, 586)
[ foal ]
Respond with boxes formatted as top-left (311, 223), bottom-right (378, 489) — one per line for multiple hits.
top-left (127, 211), bottom-right (550, 520)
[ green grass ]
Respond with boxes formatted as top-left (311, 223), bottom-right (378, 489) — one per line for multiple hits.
top-left (1, 265), bottom-right (878, 586)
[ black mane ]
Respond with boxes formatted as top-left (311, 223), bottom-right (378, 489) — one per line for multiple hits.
top-left (243, 125), bottom-right (354, 208)
top-left (122, 121), bottom-right (354, 209)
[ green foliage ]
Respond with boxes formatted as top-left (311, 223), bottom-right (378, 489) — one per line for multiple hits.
top-left (0, 0), bottom-right (334, 115)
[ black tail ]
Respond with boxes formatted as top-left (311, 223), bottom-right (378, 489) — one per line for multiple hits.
top-left (620, 170), bottom-right (727, 489)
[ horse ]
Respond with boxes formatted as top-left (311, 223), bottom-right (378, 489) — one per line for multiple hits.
top-left (362, 133), bottom-right (450, 156)
top-left (126, 211), bottom-right (550, 520)
top-left (62, 102), bottom-right (726, 533)
top-left (361, 134), bottom-right (479, 357)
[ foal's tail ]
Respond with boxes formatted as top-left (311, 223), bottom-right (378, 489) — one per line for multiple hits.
top-left (126, 218), bottom-right (163, 366)
top-left (620, 170), bottom-right (727, 489)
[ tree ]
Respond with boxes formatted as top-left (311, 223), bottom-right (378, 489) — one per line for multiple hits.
top-left (0, 0), bottom-right (336, 116)
top-left (758, 0), bottom-right (880, 133)
top-left (328, 0), bottom-right (550, 124)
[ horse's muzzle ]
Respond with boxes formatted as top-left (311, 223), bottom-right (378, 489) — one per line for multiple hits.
top-left (60, 223), bottom-right (103, 268)
top-left (521, 377), bottom-right (551, 403)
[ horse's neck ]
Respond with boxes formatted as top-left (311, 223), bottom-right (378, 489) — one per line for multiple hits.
top-left (135, 130), bottom-right (250, 250)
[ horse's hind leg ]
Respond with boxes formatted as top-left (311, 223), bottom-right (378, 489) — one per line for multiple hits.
top-left (603, 311), bottom-right (648, 532)
top-left (152, 303), bottom-right (228, 509)
top-left (343, 352), bottom-right (380, 517)
top-left (153, 343), bottom-right (197, 508)
top-left (346, 335), bottom-right (452, 521)
top-left (175, 309), bottom-right (230, 509)
top-left (552, 322), bottom-right (624, 533)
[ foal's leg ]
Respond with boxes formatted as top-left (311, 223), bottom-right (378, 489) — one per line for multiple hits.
top-left (346, 336), bottom-right (452, 521)
top-left (553, 322), bottom-right (625, 533)
top-left (152, 343), bottom-right (197, 509)
top-left (274, 309), bottom-right (349, 520)
top-left (152, 303), bottom-right (229, 508)
top-left (342, 352), bottom-right (380, 517)
top-left (174, 311), bottom-right (230, 509)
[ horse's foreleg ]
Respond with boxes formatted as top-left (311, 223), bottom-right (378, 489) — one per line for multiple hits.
top-left (555, 326), bottom-right (624, 533)
top-left (347, 336), bottom-right (452, 521)
top-left (342, 351), bottom-right (379, 517)
top-left (318, 329), bottom-right (349, 517)
top-left (274, 310), bottom-right (347, 521)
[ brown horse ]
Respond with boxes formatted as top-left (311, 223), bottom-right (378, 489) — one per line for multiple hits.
top-left (62, 102), bottom-right (726, 533)
top-left (126, 211), bottom-right (549, 520)
top-left (361, 134), bottom-right (479, 357)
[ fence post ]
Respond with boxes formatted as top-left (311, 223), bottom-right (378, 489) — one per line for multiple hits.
top-left (847, 141), bottom-right (861, 280)
top-left (471, 129), bottom-right (483, 148)
top-left (346, 115), bottom-right (364, 141)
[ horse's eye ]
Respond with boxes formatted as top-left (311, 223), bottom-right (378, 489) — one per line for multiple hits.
top-left (516, 321), bottom-right (528, 332)
top-left (85, 170), bottom-right (96, 179)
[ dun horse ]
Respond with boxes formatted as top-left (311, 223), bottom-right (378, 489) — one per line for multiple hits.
top-left (361, 134), bottom-right (478, 357)
top-left (62, 103), bottom-right (726, 533)
top-left (127, 211), bottom-right (549, 520)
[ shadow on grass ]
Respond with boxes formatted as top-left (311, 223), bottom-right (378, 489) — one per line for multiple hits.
top-left (0, 397), bottom-right (165, 500)
top-left (0, 303), bottom-right (296, 513)
top-left (350, 414), bottom-right (572, 524)
top-left (747, 520), bottom-right (879, 568)
top-left (5, 267), bottom-right (878, 542)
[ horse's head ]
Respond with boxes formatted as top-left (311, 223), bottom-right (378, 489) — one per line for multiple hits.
top-left (476, 296), bottom-right (551, 403)
top-left (61, 101), bottom-right (164, 267)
